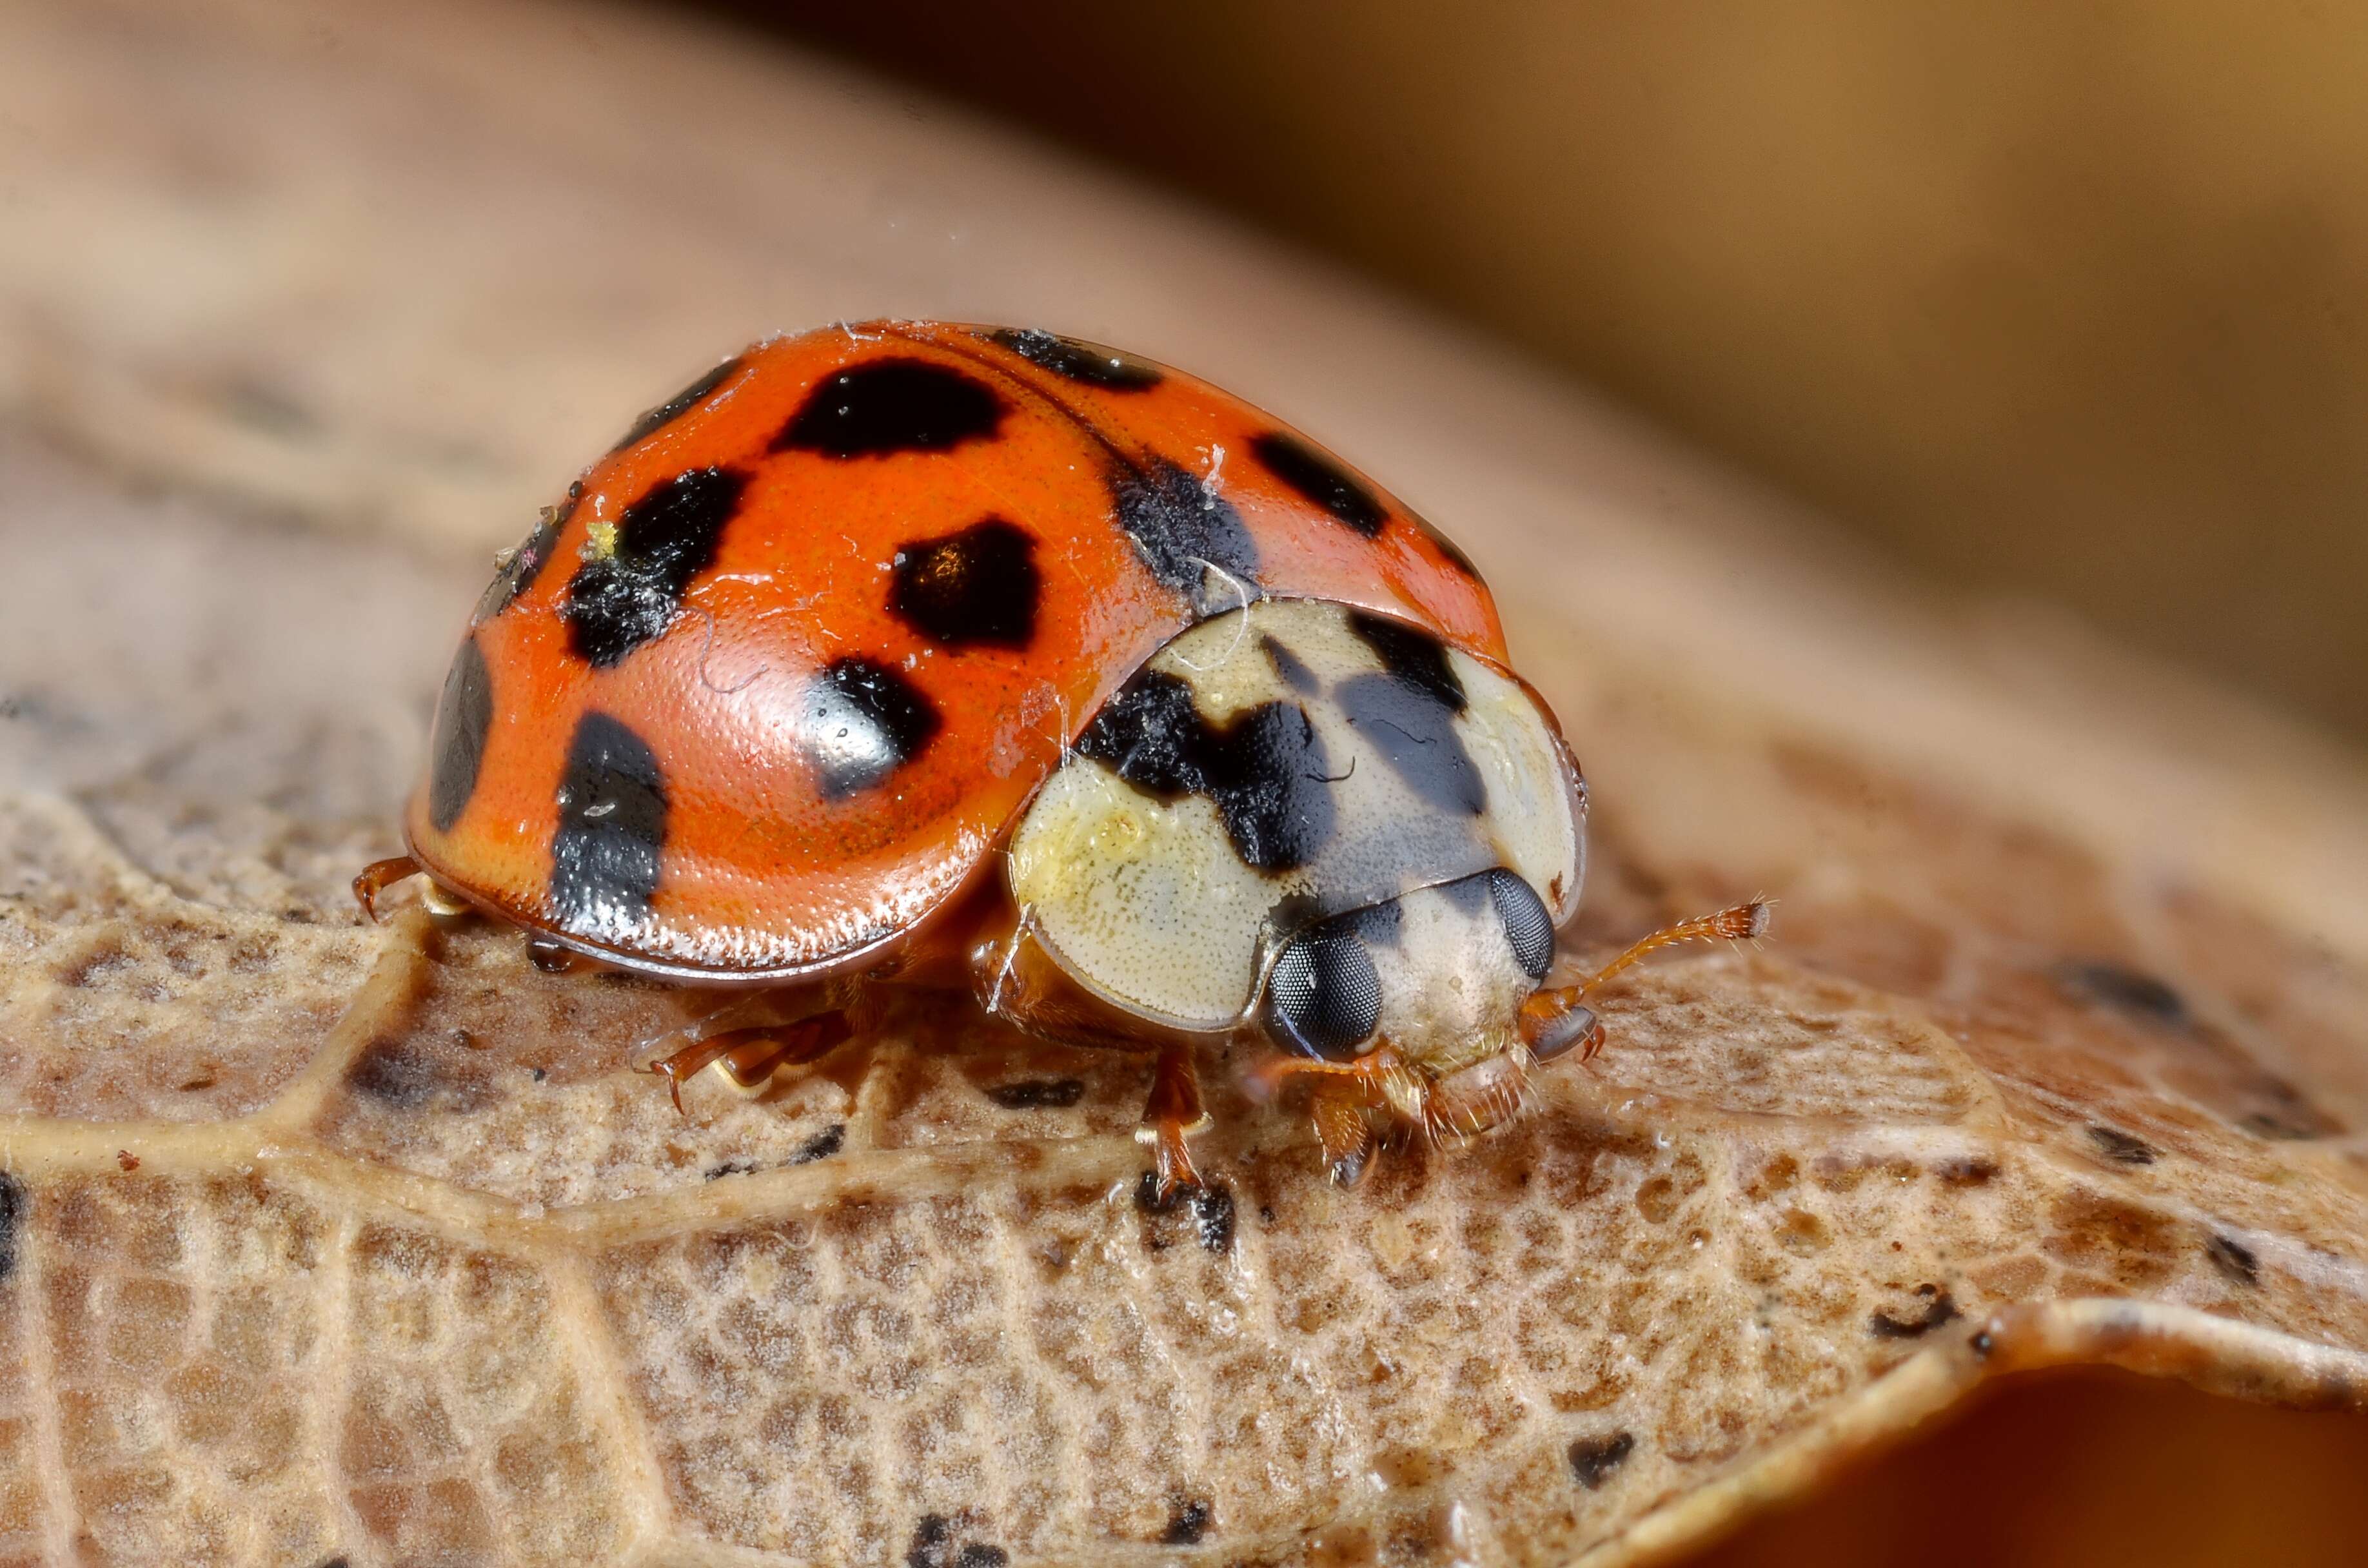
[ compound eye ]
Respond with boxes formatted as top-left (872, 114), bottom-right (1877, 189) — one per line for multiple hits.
top-left (1488, 868), bottom-right (1556, 980)
top-left (1265, 926), bottom-right (1383, 1061)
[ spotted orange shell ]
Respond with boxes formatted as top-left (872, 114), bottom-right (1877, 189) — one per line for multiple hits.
top-left (405, 321), bottom-right (1505, 981)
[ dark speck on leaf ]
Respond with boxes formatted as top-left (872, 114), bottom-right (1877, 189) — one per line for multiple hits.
top-left (1195, 1183), bottom-right (1236, 1253)
top-left (0, 1172), bottom-right (23, 1283)
top-left (347, 1040), bottom-right (439, 1108)
top-left (1568, 1431), bottom-right (1635, 1489)
top-left (2086, 1124), bottom-right (2158, 1165)
top-left (1160, 1498), bottom-right (1212, 1544)
top-left (985, 1078), bottom-right (1085, 1110)
top-left (2052, 959), bottom-right (2190, 1027)
top-left (2207, 1232), bottom-right (2261, 1287)
top-left (1133, 1173), bottom-right (1235, 1251)
top-left (793, 1124), bottom-right (845, 1164)
top-left (1870, 1284), bottom-right (1960, 1338)
top-left (906, 1515), bottom-right (1008, 1568)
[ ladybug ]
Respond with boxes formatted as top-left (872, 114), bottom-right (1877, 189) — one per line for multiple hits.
top-left (357, 321), bottom-right (1765, 1192)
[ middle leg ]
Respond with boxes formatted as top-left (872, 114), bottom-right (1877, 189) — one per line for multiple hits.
top-left (1136, 1041), bottom-right (1212, 1200)
top-left (643, 1011), bottom-right (854, 1112)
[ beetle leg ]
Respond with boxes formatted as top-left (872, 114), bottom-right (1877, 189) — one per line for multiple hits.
top-left (1309, 1082), bottom-right (1380, 1186)
top-left (1135, 1041), bottom-right (1211, 1200)
top-left (1521, 899), bottom-right (1772, 1061)
top-left (352, 855), bottom-right (421, 923)
top-left (642, 1012), bottom-right (853, 1113)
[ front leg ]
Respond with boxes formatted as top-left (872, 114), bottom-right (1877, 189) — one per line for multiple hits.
top-left (969, 898), bottom-right (1216, 1196)
top-left (1136, 1041), bottom-right (1212, 1200)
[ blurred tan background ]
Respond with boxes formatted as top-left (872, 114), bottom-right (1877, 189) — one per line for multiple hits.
top-left (715, 0), bottom-right (2368, 740)
top-left (696, 7), bottom-right (2368, 1560)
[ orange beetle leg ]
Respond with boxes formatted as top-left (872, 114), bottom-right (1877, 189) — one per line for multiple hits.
top-left (352, 855), bottom-right (422, 923)
top-left (1134, 1041), bottom-right (1211, 1200)
top-left (640, 1012), bottom-right (853, 1115)
top-left (1249, 1047), bottom-right (1430, 1180)
top-left (1308, 1082), bottom-right (1381, 1186)
top-left (1521, 899), bottom-right (1773, 1063)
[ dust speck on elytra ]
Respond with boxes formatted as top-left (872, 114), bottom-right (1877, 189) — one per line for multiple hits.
top-left (1869, 1284), bottom-right (1959, 1338)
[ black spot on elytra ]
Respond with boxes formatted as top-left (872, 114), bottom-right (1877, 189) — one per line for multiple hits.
top-left (549, 712), bottom-right (667, 943)
top-left (889, 518), bottom-right (1040, 649)
top-left (1413, 513), bottom-right (1482, 576)
top-left (1252, 429), bottom-right (1386, 536)
top-left (611, 357), bottom-right (742, 453)
top-left (1112, 460), bottom-right (1261, 616)
top-left (1159, 1498), bottom-right (1213, 1544)
top-left (2087, 1124), bottom-right (2159, 1165)
top-left (474, 484), bottom-right (579, 623)
top-left (0, 1172), bottom-right (23, 1283)
top-left (704, 1159), bottom-right (757, 1181)
top-left (563, 467), bottom-right (747, 668)
top-left (1076, 669), bottom-right (1334, 870)
top-left (778, 358), bottom-right (1003, 458)
top-left (804, 657), bottom-right (942, 799)
top-left (1568, 1431), bottom-right (1635, 1489)
top-left (1259, 634), bottom-right (1321, 693)
top-left (905, 1515), bottom-right (1007, 1568)
top-left (2207, 1231), bottom-right (2261, 1287)
top-left (2052, 959), bottom-right (2191, 1027)
top-left (793, 1124), bottom-right (846, 1164)
top-left (985, 1078), bottom-right (1085, 1110)
top-left (426, 635), bottom-right (493, 832)
top-left (1935, 1157), bottom-right (1998, 1186)
top-left (983, 327), bottom-right (1163, 390)
top-left (312, 1557), bottom-right (351, 1568)
top-left (1870, 1284), bottom-right (1960, 1338)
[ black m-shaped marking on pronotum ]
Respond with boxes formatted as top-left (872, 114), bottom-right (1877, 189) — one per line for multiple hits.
top-left (1076, 669), bottom-right (1334, 871)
